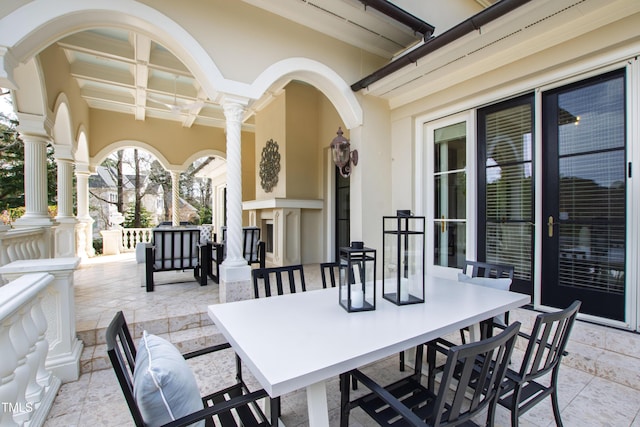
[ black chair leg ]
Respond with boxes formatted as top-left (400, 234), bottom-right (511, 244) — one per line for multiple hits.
top-left (510, 388), bottom-right (522, 427)
top-left (339, 373), bottom-right (350, 427)
top-left (426, 343), bottom-right (436, 391)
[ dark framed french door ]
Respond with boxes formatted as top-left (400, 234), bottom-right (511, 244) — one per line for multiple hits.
top-left (477, 94), bottom-right (535, 296)
top-left (335, 171), bottom-right (350, 259)
top-left (541, 69), bottom-right (626, 321)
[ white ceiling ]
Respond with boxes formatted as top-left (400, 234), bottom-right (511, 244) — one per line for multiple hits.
top-left (55, 0), bottom-right (489, 130)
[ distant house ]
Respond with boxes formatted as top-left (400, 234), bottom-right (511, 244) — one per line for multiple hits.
top-left (88, 166), bottom-right (199, 235)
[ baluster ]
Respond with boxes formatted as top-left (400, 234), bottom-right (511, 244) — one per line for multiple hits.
top-left (9, 310), bottom-right (34, 425)
top-left (31, 294), bottom-right (51, 388)
top-left (7, 245), bottom-right (17, 263)
top-left (22, 300), bottom-right (44, 404)
top-left (0, 320), bottom-right (19, 427)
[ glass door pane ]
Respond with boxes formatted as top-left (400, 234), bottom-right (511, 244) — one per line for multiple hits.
top-left (433, 122), bottom-right (466, 268)
top-left (478, 95), bottom-right (534, 295)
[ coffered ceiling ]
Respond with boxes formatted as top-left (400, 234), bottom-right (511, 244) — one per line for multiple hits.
top-left (54, 1), bottom-right (488, 130)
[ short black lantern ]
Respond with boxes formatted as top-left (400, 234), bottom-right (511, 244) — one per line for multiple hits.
top-left (382, 211), bottom-right (425, 305)
top-left (338, 242), bottom-right (376, 312)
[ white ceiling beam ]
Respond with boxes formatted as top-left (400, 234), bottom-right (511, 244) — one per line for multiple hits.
top-left (133, 33), bottom-right (152, 121)
top-left (70, 61), bottom-right (134, 88)
top-left (58, 32), bottom-right (134, 63)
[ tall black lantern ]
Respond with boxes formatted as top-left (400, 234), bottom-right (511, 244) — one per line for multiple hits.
top-left (382, 211), bottom-right (425, 305)
top-left (338, 242), bottom-right (376, 312)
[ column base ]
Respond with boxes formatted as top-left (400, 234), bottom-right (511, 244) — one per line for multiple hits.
top-left (45, 338), bottom-right (83, 382)
top-left (219, 264), bottom-right (252, 303)
top-left (13, 215), bottom-right (54, 227)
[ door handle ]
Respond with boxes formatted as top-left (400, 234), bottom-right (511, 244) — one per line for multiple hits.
top-left (547, 216), bottom-right (554, 237)
top-left (441, 216), bottom-right (445, 233)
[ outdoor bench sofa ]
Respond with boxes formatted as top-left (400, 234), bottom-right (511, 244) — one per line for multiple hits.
top-left (145, 227), bottom-right (208, 291)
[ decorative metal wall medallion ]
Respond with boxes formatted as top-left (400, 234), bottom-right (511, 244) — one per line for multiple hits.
top-left (259, 139), bottom-right (281, 192)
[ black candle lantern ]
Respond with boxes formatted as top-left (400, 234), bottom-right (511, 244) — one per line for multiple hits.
top-left (382, 211), bottom-right (425, 305)
top-left (338, 242), bottom-right (376, 312)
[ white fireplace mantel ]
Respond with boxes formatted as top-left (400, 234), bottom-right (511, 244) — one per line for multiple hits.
top-left (243, 198), bottom-right (323, 210)
top-left (243, 198), bottom-right (324, 266)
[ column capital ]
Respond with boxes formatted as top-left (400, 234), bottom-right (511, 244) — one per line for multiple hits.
top-left (17, 113), bottom-right (53, 139)
top-left (53, 145), bottom-right (74, 161)
top-left (221, 96), bottom-right (249, 123)
top-left (0, 45), bottom-right (18, 89)
top-left (74, 163), bottom-right (95, 176)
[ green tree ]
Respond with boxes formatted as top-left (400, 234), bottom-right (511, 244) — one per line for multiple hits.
top-left (0, 112), bottom-right (57, 211)
top-left (124, 204), bottom-right (152, 228)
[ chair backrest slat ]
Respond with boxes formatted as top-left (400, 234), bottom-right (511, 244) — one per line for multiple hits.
top-left (320, 262), bottom-right (339, 288)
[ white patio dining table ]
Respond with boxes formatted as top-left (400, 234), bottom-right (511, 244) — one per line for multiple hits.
top-left (208, 276), bottom-right (530, 427)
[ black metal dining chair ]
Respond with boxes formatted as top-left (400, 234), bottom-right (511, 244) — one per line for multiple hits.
top-left (459, 260), bottom-right (515, 343)
top-left (252, 264), bottom-right (306, 298)
top-left (250, 264), bottom-right (308, 421)
top-left (106, 311), bottom-right (272, 427)
top-left (340, 322), bottom-right (521, 427)
top-left (399, 260), bottom-right (515, 375)
top-left (497, 300), bottom-right (581, 427)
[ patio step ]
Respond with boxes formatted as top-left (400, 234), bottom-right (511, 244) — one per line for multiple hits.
top-left (77, 312), bottom-right (227, 375)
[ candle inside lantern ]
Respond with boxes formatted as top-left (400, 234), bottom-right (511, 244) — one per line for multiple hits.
top-left (351, 289), bottom-right (364, 309)
top-left (400, 278), bottom-right (410, 302)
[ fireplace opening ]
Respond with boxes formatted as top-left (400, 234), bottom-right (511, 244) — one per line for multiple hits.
top-left (265, 221), bottom-right (274, 254)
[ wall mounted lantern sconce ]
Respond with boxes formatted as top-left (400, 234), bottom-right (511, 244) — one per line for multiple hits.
top-left (330, 127), bottom-right (358, 178)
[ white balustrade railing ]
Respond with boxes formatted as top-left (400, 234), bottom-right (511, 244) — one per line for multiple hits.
top-left (121, 227), bottom-right (153, 252)
top-left (0, 227), bottom-right (49, 268)
top-left (0, 272), bottom-right (61, 427)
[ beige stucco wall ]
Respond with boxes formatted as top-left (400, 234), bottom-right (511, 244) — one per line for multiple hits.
top-left (391, 10), bottom-right (640, 122)
top-left (136, 0), bottom-right (386, 86)
top-left (89, 109), bottom-right (229, 165)
top-left (285, 82), bottom-right (320, 200)
top-left (38, 43), bottom-right (90, 147)
top-left (242, 136), bottom-right (256, 225)
top-left (255, 92), bottom-right (286, 199)
top-left (351, 94), bottom-right (392, 254)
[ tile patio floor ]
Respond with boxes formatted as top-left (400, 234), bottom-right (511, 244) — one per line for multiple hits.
top-left (43, 252), bottom-right (640, 427)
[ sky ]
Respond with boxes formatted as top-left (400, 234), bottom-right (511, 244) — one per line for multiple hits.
top-left (0, 89), bottom-right (16, 119)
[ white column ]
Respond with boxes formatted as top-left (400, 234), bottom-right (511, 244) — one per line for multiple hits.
top-left (222, 100), bottom-right (246, 267)
top-left (54, 154), bottom-right (77, 258)
top-left (55, 158), bottom-right (74, 218)
top-left (170, 170), bottom-right (180, 226)
top-left (75, 168), bottom-right (95, 258)
top-left (14, 134), bottom-right (52, 225)
top-left (219, 97), bottom-right (252, 302)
